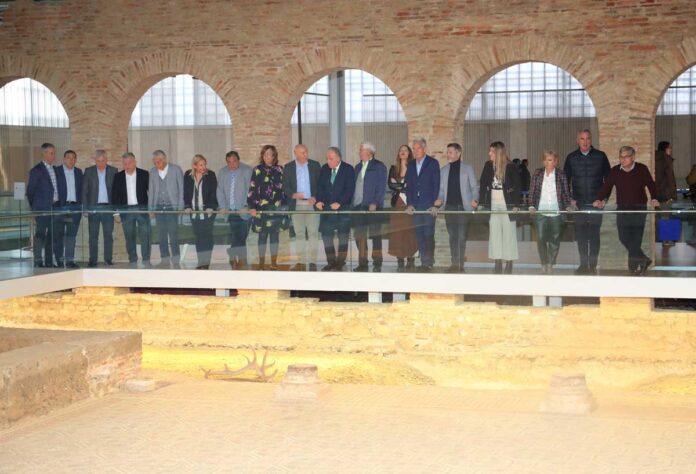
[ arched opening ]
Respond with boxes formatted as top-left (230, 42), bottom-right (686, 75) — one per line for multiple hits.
top-left (290, 69), bottom-right (407, 164)
top-left (655, 64), bottom-right (696, 185)
top-left (462, 62), bottom-right (598, 179)
top-left (0, 78), bottom-right (70, 195)
top-left (127, 74), bottom-right (233, 172)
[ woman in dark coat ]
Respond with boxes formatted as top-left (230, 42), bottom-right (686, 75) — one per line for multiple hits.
top-left (247, 144), bottom-right (287, 270)
top-left (184, 154), bottom-right (218, 269)
top-left (479, 141), bottom-right (522, 274)
top-left (387, 145), bottom-right (418, 271)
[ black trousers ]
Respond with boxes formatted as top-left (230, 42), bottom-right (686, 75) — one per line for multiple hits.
top-left (444, 206), bottom-right (470, 267)
top-left (227, 215), bottom-right (250, 263)
top-left (54, 204), bottom-right (82, 265)
top-left (321, 214), bottom-right (351, 266)
top-left (121, 210), bottom-right (151, 263)
top-left (258, 228), bottom-right (279, 260)
top-left (574, 207), bottom-right (603, 269)
top-left (155, 212), bottom-right (179, 259)
top-left (351, 209), bottom-right (383, 266)
top-left (535, 214), bottom-right (563, 265)
top-left (191, 215), bottom-right (215, 266)
top-left (87, 206), bottom-right (114, 264)
top-left (617, 208), bottom-right (648, 272)
top-left (33, 204), bottom-right (61, 265)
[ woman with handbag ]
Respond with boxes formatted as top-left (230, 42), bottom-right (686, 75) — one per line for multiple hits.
top-left (479, 141), bottom-right (522, 274)
top-left (527, 150), bottom-right (572, 274)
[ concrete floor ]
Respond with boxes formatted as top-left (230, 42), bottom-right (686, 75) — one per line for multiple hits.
top-left (1, 378), bottom-right (695, 473)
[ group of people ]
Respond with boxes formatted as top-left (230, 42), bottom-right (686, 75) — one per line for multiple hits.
top-left (26, 129), bottom-right (671, 275)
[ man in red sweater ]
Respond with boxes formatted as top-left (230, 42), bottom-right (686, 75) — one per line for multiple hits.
top-left (593, 146), bottom-right (659, 275)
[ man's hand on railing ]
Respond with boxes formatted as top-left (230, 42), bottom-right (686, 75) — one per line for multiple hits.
top-left (292, 192), bottom-right (304, 200)
top-left (315, 202), bottom-right (324, 210)
top-left (330, 202), bottom-right (341, 210)
top-left (368, 204), bottom-right (377, 212)
top-left (433, 199), bottom-right (443, 208)
top-left (149, 212), bottom-right (155, 219)
top-left (206, 208), bottom-right (214, 217)
top-left (184, 208), bottom-right (192, 215)
top-left (428, 206), bottom-right (439, 216)
top-left (308, 197), bottom-right (317, 205)
top-left (405, 205), bottom-right (414, 215)
top-left (528, 207), bottom-right (536, 215)
top-left (592, 200), bottom-right (605, 209)
top-left (249, 209), bottom-right (257, 218)
top-left (471, 199), bottom-right (478, 209)
top-left (512, 207), bottom-right (519, 213)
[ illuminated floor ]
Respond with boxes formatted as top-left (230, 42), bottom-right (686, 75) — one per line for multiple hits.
top-left (1, 378), bottom-right (695, 473)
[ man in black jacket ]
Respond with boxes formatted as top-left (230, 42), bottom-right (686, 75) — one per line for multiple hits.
top-left (112, 152), bottom-right (151, 266)
top-left (564, 129), bottom-right (610, 275)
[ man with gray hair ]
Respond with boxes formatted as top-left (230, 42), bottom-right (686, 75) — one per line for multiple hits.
top-left (593, 146), bottom-right (659, 275)
top-left (148, 150), bottom-right (184, 268)
top-left (112, 152), bottom-right (151, 266)
top-left (283, 144), bottom-right (321, 271)
top-left (351, 141), bottom-right (387, 272)
top-left (82, 149), bottom-right (117, 267)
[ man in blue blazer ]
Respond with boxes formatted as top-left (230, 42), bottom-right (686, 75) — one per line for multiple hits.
top-left (26, 143), bottom-right (61, 267)
top-left (55, 149), bottom-right (83, 268)
top-left (405, 137), bottom-right (440, 271)
top-left (351, 142), bottom-right (387, 272)
top-left (316, 147), bottom-right (355, 271)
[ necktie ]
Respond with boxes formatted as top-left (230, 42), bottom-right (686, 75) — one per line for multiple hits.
top-left (330, 168), bottom-right (337, 185)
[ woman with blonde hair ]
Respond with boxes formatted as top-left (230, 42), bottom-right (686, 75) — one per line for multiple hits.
top-left (183, 154), bottom-right (218, 269)
top-left (479, 141), bottom-right (522, 273)
top-left (528, 150), bottom-right (572, 274)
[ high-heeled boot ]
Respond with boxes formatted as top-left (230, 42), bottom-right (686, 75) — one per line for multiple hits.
top-left (397, 258), bottom-right (405, 271)
top-left (494, 259), bottom-right (503, 274)
top-left (504, 260), bottom-right (513, 274)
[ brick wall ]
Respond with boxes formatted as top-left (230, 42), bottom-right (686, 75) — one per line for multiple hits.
top-left (0, 287), bottom-right (693, 389)
top-left (1, 0), bottom-right (695, 170)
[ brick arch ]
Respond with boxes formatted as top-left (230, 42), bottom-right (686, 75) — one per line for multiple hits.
top-left (265, 45), bottom-right (424, 146)
top-left (0, 55), bottom-right (86, 127)
top-left (645, 35), bottom-right (696, 118)
top-left (100, 50), bottom-right (244, 151)
top-left (440, 38), bottom-right (609, 137)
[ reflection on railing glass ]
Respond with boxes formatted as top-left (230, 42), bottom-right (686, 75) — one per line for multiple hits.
top-left (0, 206), bottom-right (695, 280)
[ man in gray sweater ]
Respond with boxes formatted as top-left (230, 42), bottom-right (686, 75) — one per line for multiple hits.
top-left (148, 150), bottom-right (184, 268)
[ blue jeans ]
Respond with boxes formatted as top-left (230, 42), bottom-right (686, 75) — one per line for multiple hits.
top-left (412, 210), bottom-right (435, 267)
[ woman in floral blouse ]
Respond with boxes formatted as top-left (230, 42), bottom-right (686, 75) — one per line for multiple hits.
top-left (247, 145), bottom-right (286, 270)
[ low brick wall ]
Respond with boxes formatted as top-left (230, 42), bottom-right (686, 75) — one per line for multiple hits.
top-left (0, 328), bottom-right (141, 427)
top-left (0, 289), bottom-right (694, 390)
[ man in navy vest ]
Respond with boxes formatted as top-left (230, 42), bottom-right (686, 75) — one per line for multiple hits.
top-left (55, 149), bottom-right (83, 268)
top-left (26, 143), bottom-right (61, 267)
top-left (405, 137), bottom-right (440, 272)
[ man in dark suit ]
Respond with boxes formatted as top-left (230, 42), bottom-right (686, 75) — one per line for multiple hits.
top-left (82, 149), bottom-right (117, 267)
top-left (26, 143), bottom-right (61, 267)
top-left (405, 137), bottom-right (440, 272)
top-left (316, 147), bottom-right (355, 271)
top-left (351, 141), bottom-right (387, 272)
top-left (112, 152), bottom-right (151, 267)
top-left (55, 149), bottom-right (83, 268)
top-left (283, 144), bottom-right (322, 271)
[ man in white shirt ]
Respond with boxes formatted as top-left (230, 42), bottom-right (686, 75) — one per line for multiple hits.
top-left (112, 152), bottom-right (151, 266)
top-left (55, 149), bottom-right (83, 268)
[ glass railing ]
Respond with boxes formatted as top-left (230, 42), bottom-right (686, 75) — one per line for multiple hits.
top-left (0, 204), bottom-right (695, 281)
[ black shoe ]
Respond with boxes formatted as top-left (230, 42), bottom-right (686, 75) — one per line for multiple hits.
top-left (55, 261), bottom-right (64, 268)
top-left (418, 265), bottom-right (433, 273)
top-left (504, 261), bottom-right (513, 274)
top-left (66, 262), bottom-right (79, 269)
top-left (640, 258), bottom-right (652, 276)
top-left (397, 258), bottom-right (405, 270)
top-left (574, 264), bottom-right (588, 275)
top-left (308, 263), bottom-right (317, 272)
top-left (353, 264), bottom-right (368, 272)
top-left (446, 264), bottom-right (460, 273)
top-left (88, 261), bottom-right (98, 268)
top-left (105, 260), bottom-right (114, 266)
top-left (587, 266), bottom-right (597, 275)
top-left (406, 258), bottom-right (416, 271)
top-left (373, 264), bottom-right (382, 273)
top-left (494, 259), bottom-right (503, 274)
top-left (321, 263), bottom-right (335, 272)
top-left (34, 262), bottom-right (46, 268)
